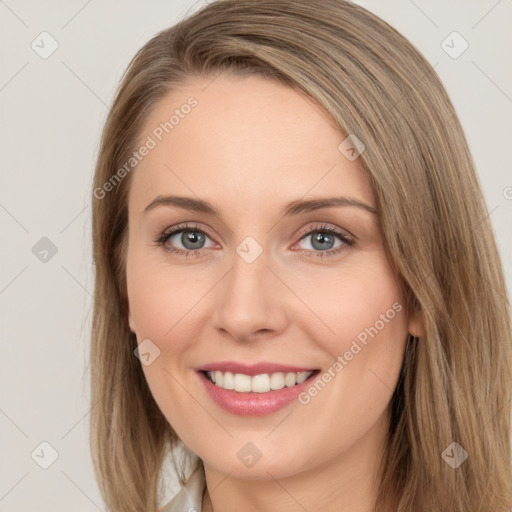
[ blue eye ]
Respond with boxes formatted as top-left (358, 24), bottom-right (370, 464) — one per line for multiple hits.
top-left (294, 225), bottom-right (354, 259)
top-left (299, 229), bottom-right (344, 251)
top-left (155, 222), bottom-right (355, 259)
top-left (155, 223), bottom-right (214, 256)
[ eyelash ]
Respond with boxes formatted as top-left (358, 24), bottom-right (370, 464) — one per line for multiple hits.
top-left (154, 222), bottom-right (355, 259)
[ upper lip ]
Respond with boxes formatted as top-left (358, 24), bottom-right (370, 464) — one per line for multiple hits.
top-left (198, 361), bottom-right (318, 376)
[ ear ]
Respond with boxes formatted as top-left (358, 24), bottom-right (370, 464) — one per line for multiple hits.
top-left (128, 305), bottom-right (136, 334)
top-left (407, 307), bottom-right (425, 338)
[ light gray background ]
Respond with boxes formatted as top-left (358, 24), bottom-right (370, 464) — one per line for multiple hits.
top-left (0, 1), bottom-right (511, 510)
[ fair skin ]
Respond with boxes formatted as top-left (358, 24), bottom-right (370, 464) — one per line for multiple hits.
top-left (126, 73), bottom-right (423, 512)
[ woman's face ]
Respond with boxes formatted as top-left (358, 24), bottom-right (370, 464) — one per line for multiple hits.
top-left (126, 73), bottom-right (421, 481)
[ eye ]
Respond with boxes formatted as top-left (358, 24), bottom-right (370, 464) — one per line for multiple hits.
top-left (155, 223), bottom-right (215, 256)
top-left (155, 222), bottom-right (355, 259)
top-left (293, 224), bottom-right (355, 259)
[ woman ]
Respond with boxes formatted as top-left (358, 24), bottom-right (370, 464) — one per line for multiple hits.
top-left (89, 1), bottom-right (512, 511)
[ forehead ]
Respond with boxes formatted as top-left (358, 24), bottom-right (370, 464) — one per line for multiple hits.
top-left (128, 73), bottom-right (374, 214)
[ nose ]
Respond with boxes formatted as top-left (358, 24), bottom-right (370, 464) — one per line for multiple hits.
top-left (212, 246), bottom-right (289, 343)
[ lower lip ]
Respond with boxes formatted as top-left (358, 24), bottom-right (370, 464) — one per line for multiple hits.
top-left (197, 371), bottom-right (319, 416)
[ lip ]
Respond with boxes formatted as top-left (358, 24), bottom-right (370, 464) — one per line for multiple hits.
top-left (198, 361), bottom-right (316, 376)
top-left (196, 365), bottom-right (320, 416)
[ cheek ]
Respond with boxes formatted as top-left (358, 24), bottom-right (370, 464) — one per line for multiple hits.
top-left (290, 255), bottom-right (408, 422)
top-left (126, 247), bottom-right (208, 342)
top-left (126, 252), bottom-right (204, 435)
top-left (290, 255), bottom-right (407, 358)
top-left (126, 248), bottom-right (213, 403)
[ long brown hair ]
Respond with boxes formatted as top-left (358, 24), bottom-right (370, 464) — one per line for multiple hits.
top-left (90, 1), bottom-right (512, 510)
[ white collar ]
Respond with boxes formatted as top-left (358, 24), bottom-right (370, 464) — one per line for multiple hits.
top-left (160, 466), bottom-right (206, 512)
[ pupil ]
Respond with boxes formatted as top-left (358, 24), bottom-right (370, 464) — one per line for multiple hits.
top-left (183, 231), bottom-right (204, 249)
top-left (313, 232), bottom-right (333, 250)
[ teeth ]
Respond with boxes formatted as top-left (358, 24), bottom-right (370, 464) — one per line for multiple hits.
top-left (270, 372), bottom-right (285, 390)
top-left (284, 372), bottom-right (296, 387)
top-left (223, 372), bottom-right (234, 390)
top-left (206, 370), bottom-right (314, 393)
top-left (251, 374), bottom-right (269, 393)
top-left (234, 373), bottom-right (252, 392)
top-left (296, 371), bottom-right (310, 384)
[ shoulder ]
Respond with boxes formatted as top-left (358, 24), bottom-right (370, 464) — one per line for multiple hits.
top-left (160, 466), bottom-right (206, 512)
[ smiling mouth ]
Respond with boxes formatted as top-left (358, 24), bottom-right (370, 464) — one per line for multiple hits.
top-left (202, 369), bottom-right (320, 393)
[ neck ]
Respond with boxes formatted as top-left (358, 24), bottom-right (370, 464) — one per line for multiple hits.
top-left (201, 408), bottom-right (397, 512)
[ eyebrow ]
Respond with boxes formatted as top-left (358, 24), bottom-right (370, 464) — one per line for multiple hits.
top-left (143, 195), bottom-right (379, 217)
